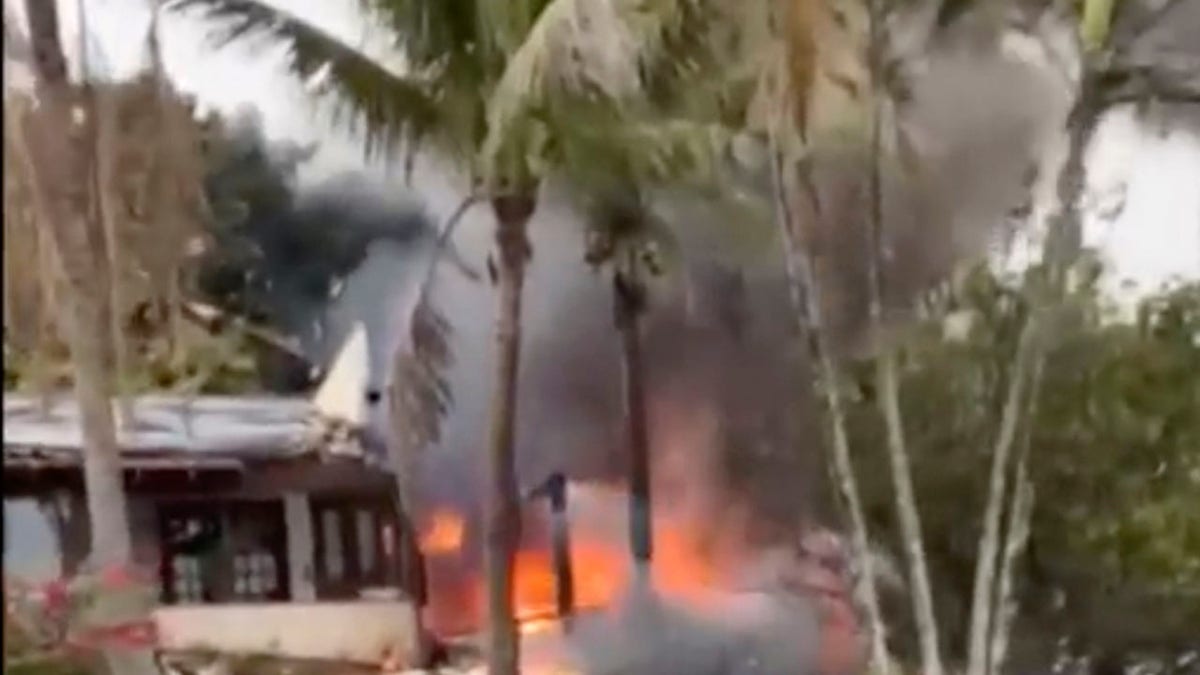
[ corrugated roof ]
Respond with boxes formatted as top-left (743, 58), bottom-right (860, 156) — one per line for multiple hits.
top-left (3, 395), bottom-right (315, 461)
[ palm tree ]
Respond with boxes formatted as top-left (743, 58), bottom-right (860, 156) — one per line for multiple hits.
top-left (768, 1), bottom-right (1029, 672)
top-left (764, 0), bottom-right (901, 670)
top-left (14, 1), bottom-right (157, 673)
top-left (21, 0), bottom-right (127, 597)
top-left (579, 186), bottom-right (667, 578)
top-left (861, 2), bottom-right (946, 672)
top-left (173, 1), bottom-right (720, 670)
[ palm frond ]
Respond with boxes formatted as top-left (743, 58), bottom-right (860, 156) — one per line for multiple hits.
top-left (479, 0), bottom-right (639, 187)
top-left (480, 0), bottom-right (727, 187)
top-left (385, 194), bottom-right (482, 470)
top-left (170, 0), bottom-right (438, 157)
top-left (390, 301), bottom-right (453, 452)
top-left (388, 287), bottom-right (454, 476)
top-left (554, 100), bottom-right (737, 189)
top-left (364, 0), bottom-right (489, 70)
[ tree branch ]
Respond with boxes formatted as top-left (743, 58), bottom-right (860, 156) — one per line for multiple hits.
top-left (178, 299), bottom-right (308, 362)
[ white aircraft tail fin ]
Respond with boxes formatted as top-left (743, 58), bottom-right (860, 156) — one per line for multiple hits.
top-left (312, 322), bottom-right (369, 426)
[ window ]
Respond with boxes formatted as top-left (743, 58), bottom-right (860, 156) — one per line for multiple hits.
top-left (171, 556), bottom-right (204, 603)
top-left (310, 498), bottom-right (396, 599)
top-left (233, 551), bottom-right (278, 599)
top-left (161, 512), bottom-right (222, 604)
top-left (159, 501), bottom-right (287, 605)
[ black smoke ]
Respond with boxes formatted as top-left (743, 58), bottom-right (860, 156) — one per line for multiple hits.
top-left (195, 110), bottom-right (434, 391)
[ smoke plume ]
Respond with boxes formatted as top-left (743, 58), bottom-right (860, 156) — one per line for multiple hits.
top-left (804, 42), bottom-right (1071, 356)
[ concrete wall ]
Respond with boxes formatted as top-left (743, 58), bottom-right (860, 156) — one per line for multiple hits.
top-left (154, 601), bottom-right (421, 665)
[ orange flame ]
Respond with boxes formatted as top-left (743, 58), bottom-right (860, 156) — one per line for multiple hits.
top-left (420, 510), bottom-right (466, 555)
top-left (417, 492), bottom-right (740, 636)
top-left (507, 515), bottom-right (724, 623)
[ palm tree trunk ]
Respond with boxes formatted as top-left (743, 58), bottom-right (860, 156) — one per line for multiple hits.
top-left (967, 76), bottom-right (1102, 675)
top-left (772, 141), bottom-right (892, 675)
top-left (987, 463), bottom-right (1035, 675)
top-left (987, 363), bottom-right (1040, 675)
top-left (21, 2), bottom-right (154, 672)
top-left (614, 256), bottom-right (652, 578)
top-left (484, 194), bottom-right (535, 675)
top-left (965, 323), bottom-right (1040, 675)
top-left (77, 0), bottom-right (132, 430)
top-left (865, 0), bottom-right (942, 669)
top-left (91, 86), bottom-right (135, 428)
top-left (23, 0), bottom-right (128, 569)
top-left (875, 352), bottom-right (944, 675)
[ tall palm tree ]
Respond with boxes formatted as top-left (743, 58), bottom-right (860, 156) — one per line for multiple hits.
top-left (173, 1), bottom-right (720, 670)
top-left (766, 0), bottom-right (901, 670)
top-left (579, 186), bottom-right (669, 578)
top-left (22, 0), bottom-right (127, 597)
top-left (768, 1), bottom-right (1020, 672)
top-left (15, 1), bottom-right (157, 673)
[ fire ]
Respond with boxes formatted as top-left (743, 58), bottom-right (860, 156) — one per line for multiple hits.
top-left (508, 525), bottom-right (721, 621)
top-left (417, 499), bottom-right (730, 638)
top-left (518, 617), bottom-right (560, 636)
top-left (512, 540), bottom-right (626, 618)
top-left (420, 510), bottom-right (466, 555)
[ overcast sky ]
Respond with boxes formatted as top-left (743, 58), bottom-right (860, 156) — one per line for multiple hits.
top-left (26, 0), bottom-right (1200, 299)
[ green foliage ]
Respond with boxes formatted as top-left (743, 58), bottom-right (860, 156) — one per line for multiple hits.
top-left (841, 263), bottom-right (1200, 663)
top-left (172, 0), bottom-right (440, 159)
top-left (3, 305), bottom-right (268, 396)
top-left (1036, 282), bottom-right (1200, 591)
top-left (119, 322), bottom-right (265, 395)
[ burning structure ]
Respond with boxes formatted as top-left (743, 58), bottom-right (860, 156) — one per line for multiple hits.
top-left (381, 231), bottom-right (864, 673)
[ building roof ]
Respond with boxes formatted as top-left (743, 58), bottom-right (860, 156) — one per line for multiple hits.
top-left (3, 395), bottom-right (318, 468)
